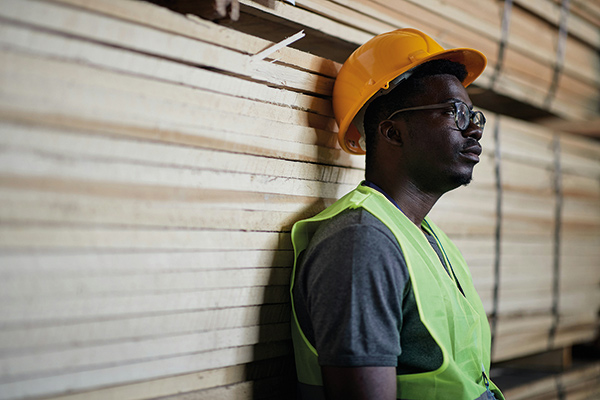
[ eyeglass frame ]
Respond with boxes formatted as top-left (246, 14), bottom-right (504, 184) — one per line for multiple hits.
top-left (386, 101), bottom-right (486, 131)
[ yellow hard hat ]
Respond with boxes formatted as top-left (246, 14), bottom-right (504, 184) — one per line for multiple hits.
top-left (333, 28), bottom-right (487, 155)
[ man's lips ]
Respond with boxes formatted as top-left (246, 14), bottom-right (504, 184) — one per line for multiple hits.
top-left (460, 143), bottom-right (482, 162)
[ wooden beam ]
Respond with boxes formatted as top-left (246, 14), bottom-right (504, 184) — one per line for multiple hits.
top-left (538, 117), bottom-right (600, 138)
top-left (0, 341), bottom-right (292, 399)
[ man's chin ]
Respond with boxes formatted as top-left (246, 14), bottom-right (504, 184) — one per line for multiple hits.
top-left (459, 166), bottom-right (475, 186)
top-left (451, 172), bottom-right (473, 188)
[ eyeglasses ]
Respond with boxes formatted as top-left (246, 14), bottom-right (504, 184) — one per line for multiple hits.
top-left (386, 101), bottom-right (486, 131)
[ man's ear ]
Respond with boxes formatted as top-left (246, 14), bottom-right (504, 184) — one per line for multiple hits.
top-left (378, 120), bottom-right (404, 146)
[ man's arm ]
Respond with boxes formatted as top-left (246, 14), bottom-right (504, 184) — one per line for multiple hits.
top-left (322, 366), bottom-right (397, 400)
top-left (295, 210), bottom-right (408, 399)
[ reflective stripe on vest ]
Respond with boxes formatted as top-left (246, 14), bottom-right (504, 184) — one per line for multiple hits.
top-left (290, 185), bottom-right (504, 400)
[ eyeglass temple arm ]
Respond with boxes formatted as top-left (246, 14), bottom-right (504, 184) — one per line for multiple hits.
top-left (387, 103), bottom-right (455, 120)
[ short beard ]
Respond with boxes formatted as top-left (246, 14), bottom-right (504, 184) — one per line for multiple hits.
top-left (451, 172), bottom-right (473, 188)
top-left (459, 176), bottom-right (473, 187)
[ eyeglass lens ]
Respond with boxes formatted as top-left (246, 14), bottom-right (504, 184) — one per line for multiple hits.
top-left (456, 102), bottom-right (485, 131)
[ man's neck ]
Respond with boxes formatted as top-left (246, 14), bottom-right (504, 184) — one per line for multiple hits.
top-left (393, 182), bottom-right (441, 227)
top-left (365, 177), bottom-right (442, 228)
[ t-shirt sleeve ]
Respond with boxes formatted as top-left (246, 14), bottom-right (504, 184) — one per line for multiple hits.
top-left (298, 212), bottom-right (409, 367)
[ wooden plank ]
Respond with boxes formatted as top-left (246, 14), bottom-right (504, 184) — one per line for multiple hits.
top-left (568, 0), bottom-right (600, 26)
top-left (560, 236), bottom-right (600, 257)
top-left (43, 363), bottom-right (250, 400)
top-left (496, 49), bottom-right (599, 111)
top-left (0, 21), bottom-right (334, 118)
top-left (477, 71), bottom-right (592, 121)
top-left (562, 200), bottom-right (600, 234)
top-left (500, 117), bottom-right (568, 168)
top-left (513, 0), bottom-right (600, 49)
top-left (0, 121), bottom-right (361, 187)
top-left (559, 263), bottom-right (600, 285)
top-left (0, 341), bottom-right (291, 399)
top-left (559, 267), bottom-right (600, 289)
top-left (501, 361), bottom-right (600, 400)
top-left (0, 48), bottom-right (336, 136)
top-left (489, 63), bottom-right (598, 120)
top-left (430, 213), bottom-right (496, 236)
top-left (48, 0), bottom-right (342, 77)
top-left (556, 291), bottom-right (600, 313)
top-left (495, 315), bottom-right (554, 335)
top-left (0, 250), bottom-right (294, 276)
top-left (497, 262), bottom-right (554, 286)
top-left (0, 267), bottom-right (292, 299)
top-left (238, 0), bottom-right (373, 44)
top-left (500, 161), bottom-right (554, 195)
top-left (39, 359), bottom-right (293, 400)
top-left (498, 347), bottom-right (572, 372)
top-left (562, 174), bottom-right (600, 200)
top-left (0, 52), bottom-right (361, 168)
top-left (0, 286), bottom-right (290, 324)
top-left (156, 373), bottom-right (295, 400)
top-left (502, 192), bottom-right (555, 221)
top-left (172, 2), bottom-right (359, 64)
top-left (560, 134), bottom-right (600, 178)
top-left (1, 323), bottom-right (290, 380)
top-left (497, 296), bottom-right (554, 316)
top-left (0, 175), bottom-right (335, 214)
top-left (0, 109), bottom-right (353, 168)
top-left (539, 116), bottom-right (600, 139)
top-left (493, 330), bottom-right (554, 361)
top-left (0, 153), bottom-right (353, 203)
top-left (152, 376), bottom-right (272, 400)
top-left (159, 381), bottom-right (255, 400)
top-left (329, 0), bottom-right (414, 30)
top-left (294, 0), bottom-right (394, 34)
top-left (0, 126), bottom-right (357, 200)
top-left (0, 226), bottom-right (292, 251)
top-left (0, 189), bottom-right (311, 231)
top-left (0, 0), bottom-right (334, 95)
top-left (0, 304), bottom-right (290, 352)
top-left (430, 179), bottom-right (498, 238)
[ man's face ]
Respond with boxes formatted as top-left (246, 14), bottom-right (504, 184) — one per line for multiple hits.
top-left (396, 74), bottom-right (483, 194)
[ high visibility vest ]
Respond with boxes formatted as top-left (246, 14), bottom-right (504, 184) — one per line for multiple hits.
top-left (290, 184), bottom-right (504, 400)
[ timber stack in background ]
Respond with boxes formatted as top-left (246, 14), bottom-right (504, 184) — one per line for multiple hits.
top-left (0, 0), bottom-right (598, 399)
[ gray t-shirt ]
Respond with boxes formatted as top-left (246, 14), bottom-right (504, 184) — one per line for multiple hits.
top-left (292, 207), bottom-right (446, 374)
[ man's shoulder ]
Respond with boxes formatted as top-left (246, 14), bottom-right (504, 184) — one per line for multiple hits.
top-left (313, 207), bottom-right (393, 238)
top-left (307, 207), bottom-right (401, 255)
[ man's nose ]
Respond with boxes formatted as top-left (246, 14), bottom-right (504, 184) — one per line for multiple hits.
top-left (463, 121), bottom-right (483, 141)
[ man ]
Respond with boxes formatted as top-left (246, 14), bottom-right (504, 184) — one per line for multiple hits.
top-left (290, 29), bottom-right (504, 400)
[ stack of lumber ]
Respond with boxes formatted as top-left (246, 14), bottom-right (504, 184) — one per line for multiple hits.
top-left (494, 359), bottom-right (600, 400)
top-left (0, 0), bottom-right (353, 398)
top-left (213, 0), bottom-right (600, 128)
top-left (0, 0), bottom-right (598, 399)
